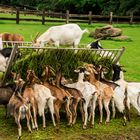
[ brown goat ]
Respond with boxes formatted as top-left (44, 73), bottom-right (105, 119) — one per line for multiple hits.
top-left (42, 66), bottom-right (73, 126)
top-left (0, 32), bottom-right (24, 46)
top-left (24, 70), bottom-right (56, 128)
top-left (7, 78), bottom-right (32, 139)
top-left (55, 71), bottom-right (84, 125)
top-left (84, 64), bottom-right (114, 124)
top-left (22, 70), bottom-right (39, 130)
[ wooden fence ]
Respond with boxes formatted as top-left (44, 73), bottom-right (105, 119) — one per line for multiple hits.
top-left (0, 8), bottom-right (140, 25)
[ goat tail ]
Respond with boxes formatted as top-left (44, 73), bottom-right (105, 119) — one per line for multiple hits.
top-left (137, 92), bottom-right (140, 108)
top-left (19, 105), bottom-right (28, 119)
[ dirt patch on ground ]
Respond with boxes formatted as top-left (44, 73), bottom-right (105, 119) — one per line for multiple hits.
top-left (72, 129), bottom-right (140, 140)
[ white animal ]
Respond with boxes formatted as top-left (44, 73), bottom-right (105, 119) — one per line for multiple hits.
top-left (65, 67), bottom-right (98, 129)
top-left (112, 64), bottom-right (140, 124)
top-left (0, 53), bottom-right (7, 72)
top-left (127, 83), bottom-right (140, 116)
top-left (33, 84), bottom-right (56, 127)
top-left (35, 23), bottom-right (88, 47)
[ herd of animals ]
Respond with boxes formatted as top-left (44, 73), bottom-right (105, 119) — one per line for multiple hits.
top-left (0, 23), bottom-right (140, 139)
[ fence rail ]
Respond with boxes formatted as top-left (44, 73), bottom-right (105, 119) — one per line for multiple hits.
top-left (0, 8), bottom-right (140, 24)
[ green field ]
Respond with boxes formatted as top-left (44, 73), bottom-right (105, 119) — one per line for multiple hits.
top-left (0, 17), bottom-right (140, 140)
top-left (0, 18), bottom-right (140, 81)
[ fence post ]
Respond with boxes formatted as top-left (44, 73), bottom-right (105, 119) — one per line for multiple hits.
top-left (88, 11), bottom-right (92, 24)
top-left (24, 7), bottom-right (26, 16)
top-left (130, 12), bottom-right (133, 25)
top-left (42, 10), bottom-right (45, 25)
top-left (16, 8), bottom-right (20, 24)
top-left (66, 10), bottom-right (69, 24)
top-left (109, 12), bottom-right (113, 24)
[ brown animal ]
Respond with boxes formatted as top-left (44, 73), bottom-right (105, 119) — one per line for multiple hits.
top-left (55, 71), bottom-right (84, 125)
top-left (7, 78), bottom-right (32, 139)
top-left (0, 32), bottom-right (24, 46)
top-left (84, 64), bottom-right (114, 124)
top-left (24, 70), bottom-right (56, 128)
top-left (42, 66), bottom-right (73, 126)
top-left (22, 70), bottom-right (38, 130)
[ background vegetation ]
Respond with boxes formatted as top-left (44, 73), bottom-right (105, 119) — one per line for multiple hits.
top-left (0, 0), bottom-right (140, 16)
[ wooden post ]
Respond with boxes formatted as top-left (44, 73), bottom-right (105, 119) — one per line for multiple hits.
top-left (16, 8), bottom-right (19, 24)
top-left (42, 10), bottom-right (45, 25)
top-left (24, 7), bottom-right (26, 16)
top-left (66, 10), bottom-right (69, 24)
top-left (109, 12), bottom-right (113, 25)
top-left (88, 11), bottom-right (92, 24)
top-left (130, 12), bottom-right (133, 25)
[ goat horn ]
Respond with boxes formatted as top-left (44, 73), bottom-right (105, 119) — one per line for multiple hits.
top-left (120, 65), bottom-right (125, 67)
top-left (32, 32), bottom-right (40, 43)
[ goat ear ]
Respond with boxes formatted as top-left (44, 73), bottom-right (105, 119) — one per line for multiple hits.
top-left (120, 65), bottom-right (125, 67)
top-left (32, 32), bottom-right (40, 43)
top-left (93, 68), bottom-right (98, 74)
top-left (11, 72), bottom-right (16, 79)
top-left (41, 70), bottom-right (46, 77)
top-left (14, 80), bottom-right (18, 84)
top-left (27, 70), bottom-right (31, 74)
top-left (85, 71), bottom-right (90, 75)
top-left (122, 69), bottom-right (126, 72)
top-left (48, 66), bottom-right (56, 76)
top-left (74, 69), bottom-right (80, 73)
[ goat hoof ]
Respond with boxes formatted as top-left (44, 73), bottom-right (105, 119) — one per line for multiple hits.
top-left (99, 122), bottom-right (102, 124)
top-left (105, 121), bottom-right (110, 125)
top-left (32, 126), bottom-right (36, 130)
top-left (123, 122), bottom-right (127, 126)
top-left (18, 136), bottom-right (21, 140)
top-left (83, 125), bottom-right (87, 129)
top-left (90, 124), bottom-right (94, 128)
top-left (67, 123), bottom-right (72, 127)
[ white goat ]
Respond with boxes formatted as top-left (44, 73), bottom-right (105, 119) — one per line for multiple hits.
top-left (34, 23), bottom-right (88, 47)
top-left (26, 70), bottom-right (56, 128)
top-left (127, 83), bottom-right (140, 116)
top-left (33, 84), bottom-right (56, 127)
top-left (112, 64), bottom-right (140, 124)
top-left (65, 67), bottom-right (98, 129)
top-left (0, 53), bottom-right (7, 72)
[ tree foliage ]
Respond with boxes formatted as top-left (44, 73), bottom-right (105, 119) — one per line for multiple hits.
top-left (0, 0), bottom-right (140, 15)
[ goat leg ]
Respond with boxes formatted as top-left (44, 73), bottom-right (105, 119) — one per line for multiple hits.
top-left (48, 98), bottom-right (56, 127)
top-left (79, 100), bottom-right (85, 123)
top-left (64, 100), bottom-right (72, 126)
top-left (71, 100), bottom-right (78, 125)
top-left (103, 99), bottom-right (111, 124)
top-left (111, 98), bottom-right (116, 119)
top-left (98, 98), bottom-right (103, 124)
top-left (26, 110), bottom-right (32, 133)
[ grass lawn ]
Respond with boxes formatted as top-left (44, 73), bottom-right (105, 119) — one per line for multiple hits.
top-left (0, 19), bottom-right (140, 81)
top-left (0, 16), bottom-right (140, 140)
